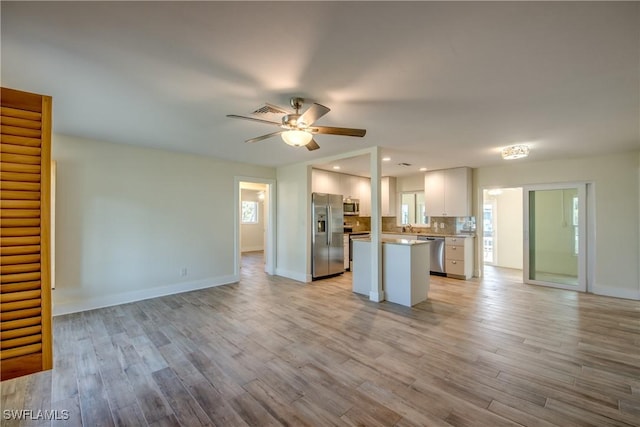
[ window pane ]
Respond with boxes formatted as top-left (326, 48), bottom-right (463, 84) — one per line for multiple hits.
top-left (241, 201), bottom-right (258, 224)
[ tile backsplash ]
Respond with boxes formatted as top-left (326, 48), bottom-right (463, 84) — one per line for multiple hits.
top-left (345, 215), bottom-right (475, 235)
top-left (380, 216), bottom-right (476, 235)
top-left (343, 216), bottom-right (371, 232)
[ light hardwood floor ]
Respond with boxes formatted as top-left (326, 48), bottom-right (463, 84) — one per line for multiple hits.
top-left (2, 252), bottom-right (639, 426)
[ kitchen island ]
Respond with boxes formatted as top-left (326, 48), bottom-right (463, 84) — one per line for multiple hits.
top-left (352, 237), bottom-right (431, 307)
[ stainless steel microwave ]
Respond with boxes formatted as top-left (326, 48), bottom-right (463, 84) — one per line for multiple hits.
top-left (343, 199), bottom-right (360, 216)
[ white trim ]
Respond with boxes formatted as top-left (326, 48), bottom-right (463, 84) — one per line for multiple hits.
top-left (370, 147), bottom-right (383, 302)
top-left (369, 290), bottom-right (385, 302)
top-left (241, 246), bottom-right (265, 253)
top-left (523, 182), bottom-right (588, 292)
top-left (591, 285), bottom-right (640, 301)
top-left (275, 268), bottom-right (311, 283)
top-left (235, 177), bottom-right (277, 276)
top-left (52, 274), bottom-right (239, 316)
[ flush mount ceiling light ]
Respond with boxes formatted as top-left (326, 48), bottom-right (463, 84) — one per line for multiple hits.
top-left (382, 157), bottom-right (391, 161)
top-left (501, 144), bottom-right (530, 160)
top-left (281, 130), bottom-right (312, 147)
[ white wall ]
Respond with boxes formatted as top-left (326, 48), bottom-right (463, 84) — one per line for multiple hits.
top-left (275, 163), bottom-right (311, 282)
top-left (240, 189), bottom-right (264, 252)
top-left (52, 134), bottom-right (275, 314)
top-left (494, 188), bottom-right (523, 269)
top-left (474, 151), bottom-right (640, 299)
top-left (396, 173), bottom-right (424, 192)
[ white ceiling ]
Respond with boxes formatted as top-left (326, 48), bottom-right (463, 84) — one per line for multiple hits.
top-left (2, 2), bottom-right (638, 177)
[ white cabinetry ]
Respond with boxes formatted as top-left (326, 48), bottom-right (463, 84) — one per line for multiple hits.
top-left (384, 241), bottom-right (430, 307)
top-left (445, 236), bottom-right (474, 279)
top-left (312, 169), bottom-right (389, 218)
top-left (382, 233), bottom-right (416, 241)
top-left (312, 168), bottom-right (342, 196)
top-left (312, 168), bottom-right (329, 193)
top-left (340, 174), bottom-right (359, 200)
top-left (424, 167), bottom-right (471, 217)
top-left (352, 239), bottom-right (371, 295)
top-left (424, 171), bottom-right (445, 217)
top-left (357, 177), bottom-right (371, 216)
top-left (381, 176), bottom-right (397, 217)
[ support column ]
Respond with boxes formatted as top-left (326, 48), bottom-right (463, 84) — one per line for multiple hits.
top-left (369, 147), bottom-right (384, 302)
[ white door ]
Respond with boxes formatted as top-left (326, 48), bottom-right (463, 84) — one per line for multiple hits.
top-left (524, 183), bottom-right (587, 291)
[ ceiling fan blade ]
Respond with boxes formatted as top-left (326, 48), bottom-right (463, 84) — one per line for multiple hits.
top-left (305, 139), bottom-right (320, 151)
top-left (310, 126), bottom-right (366, 137)
top-left (299, 103), bottom-right (330, 126)
top-left (227, 114), bottom-right (281, 126)
top-left (245, 130), bottom-right (284, 144)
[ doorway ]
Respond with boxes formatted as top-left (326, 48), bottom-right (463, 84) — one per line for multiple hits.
top-left (235, 178), bottom-right (276, 277)
top-left (524, 183), bottom-right (587, 291)
top-left (482, 188), bottom-right (523, 271)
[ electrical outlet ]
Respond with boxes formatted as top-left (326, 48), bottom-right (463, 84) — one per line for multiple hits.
top-left (180, 267), bottom-right (187, 277)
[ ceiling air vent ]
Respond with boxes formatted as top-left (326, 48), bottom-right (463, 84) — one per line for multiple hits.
top-left (251, 103), bottom-right (290, 115)
top-left (249, 103), bottom-right (291, 123)
top-left (397, 162), bottom-right (412, 167)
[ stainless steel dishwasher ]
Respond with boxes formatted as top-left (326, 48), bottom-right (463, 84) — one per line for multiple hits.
top-left (418, 236), bottom-right (445, 275)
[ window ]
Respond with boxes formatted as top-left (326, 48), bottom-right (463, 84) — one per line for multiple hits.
top-left (241, 201), bottom-right (258, 224)
top-left (401, 204), bottom-right (409, 224)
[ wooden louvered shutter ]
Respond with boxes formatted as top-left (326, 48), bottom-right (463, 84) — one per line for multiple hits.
top-left (1, 87), bottom-right (52, 380)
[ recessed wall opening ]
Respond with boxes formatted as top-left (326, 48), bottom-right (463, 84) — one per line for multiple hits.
top-left (236, 179), bottom-right (276, 276)
top-left (482, 187), bottom-right (524, 278)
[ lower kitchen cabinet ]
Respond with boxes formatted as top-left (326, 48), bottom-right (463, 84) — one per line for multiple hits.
top-left (445, 236), bottom-right (474, 279)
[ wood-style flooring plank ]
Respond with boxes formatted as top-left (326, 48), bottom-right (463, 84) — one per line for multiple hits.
top-left (151, 367), bottom-right (213, 427)
top-left (2, 254), bottom-right (640, 426)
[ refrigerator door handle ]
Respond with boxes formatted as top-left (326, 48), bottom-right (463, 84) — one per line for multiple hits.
top-left (327, 206), bottom-right (332, 245)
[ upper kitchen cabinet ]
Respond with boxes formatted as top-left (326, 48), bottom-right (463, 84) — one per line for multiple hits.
top-left (310, 169), bottom-right (396, 218)
top-left (424, 167), bottom-right (471, 217)
top-left (356, 177), bottom-right (371, 216)
top-left (381, 176), bottom-right (397, 217)
top-left (312, 168), bottom-right (341, 195)
top-left (340, 173), bottom-right (359, 200)
top-left (356, 176), bottom-right (395, 217)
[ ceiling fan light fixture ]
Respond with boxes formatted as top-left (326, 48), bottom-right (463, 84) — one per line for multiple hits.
top-left (282, 130), bottom-right (312, 147)
top-left (501, 144), bottom-right (530, 160)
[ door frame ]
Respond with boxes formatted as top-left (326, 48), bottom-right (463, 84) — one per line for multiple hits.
top-left (523, 182), bottom-right (589, 292)
top-left (234, 177), bottom-right (277, 277)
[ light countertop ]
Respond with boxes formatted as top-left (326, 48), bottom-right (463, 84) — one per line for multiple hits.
top-left (349, 231), bottom-right (476, 238)
top-left (383, 232), bottom-right (476, 238)
top-left (352, 237), bottom-right (431, 246)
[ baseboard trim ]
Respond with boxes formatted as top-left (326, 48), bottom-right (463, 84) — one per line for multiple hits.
top-left (241, 246), bottom-right (264, 253)
top-left (275, 268), bottom-right (310, 283)
top-left (591, 285), bottom-right (640, 301)
top-left (53, 274), bottom-right (239, 316)
top-left (369, 290), bottom-right (385, 302)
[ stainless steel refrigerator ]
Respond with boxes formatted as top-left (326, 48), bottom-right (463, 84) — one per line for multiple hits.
top-left (312, 193), bottom-right (344, 279)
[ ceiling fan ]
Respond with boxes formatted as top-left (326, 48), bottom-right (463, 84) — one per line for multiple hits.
top-left (227, 97), bottom-right (366, 151)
